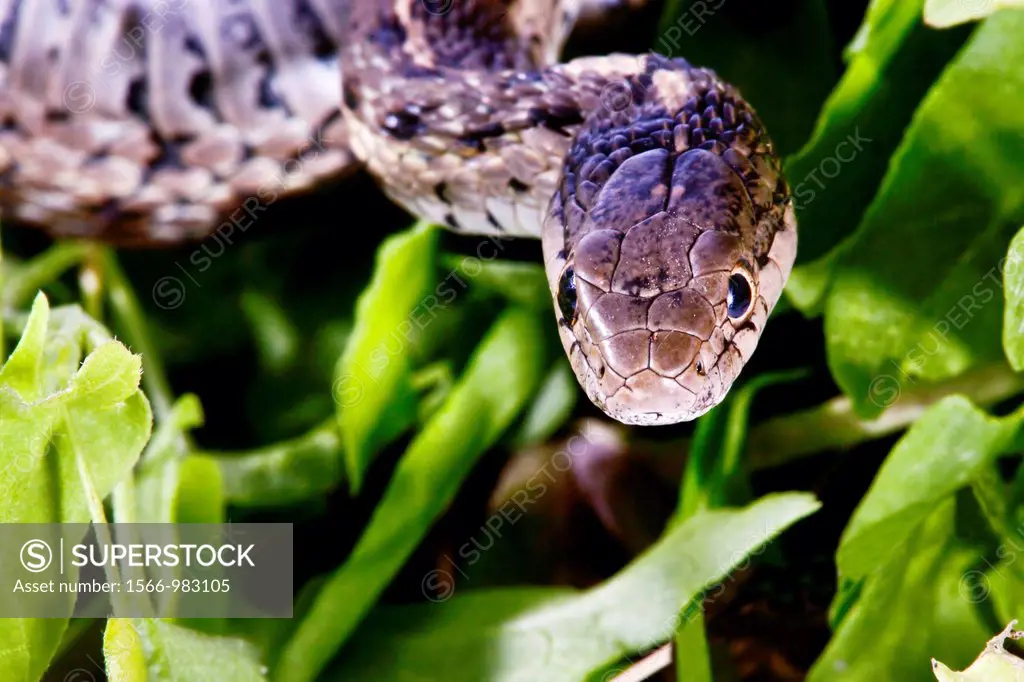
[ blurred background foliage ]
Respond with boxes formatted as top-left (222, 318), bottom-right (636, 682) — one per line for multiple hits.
top-left (0, 0), bottom-right (1023, 680)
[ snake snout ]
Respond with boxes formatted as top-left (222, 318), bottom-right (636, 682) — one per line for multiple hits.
top-left (581, 279), bottom-right (743, 425)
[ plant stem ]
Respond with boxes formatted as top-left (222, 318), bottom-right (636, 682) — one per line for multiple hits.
top-left (71, 428), bottom-right (140, 615)
top-left (79, 246), bottom-right (105, 322)
top-left (745, 362), bottom-right (1024, 470)
top-left (2, 241), bottom-right (91, 310)
top-left (100, 249), bottom-right (176, 423)
top-left (609, 643), bottom-right (673, 682)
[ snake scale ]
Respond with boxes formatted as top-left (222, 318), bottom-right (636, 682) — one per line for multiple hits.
top-left (0, 0), bottom-right (797, 425)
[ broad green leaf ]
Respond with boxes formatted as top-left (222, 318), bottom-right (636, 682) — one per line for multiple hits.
top-left (656, 0), bottom-right (837, 155)
top-left (837, 396), bottom-right (1023, 581)
top-left (925, 0), bottom-right (1024, 27)
top-left (208, 419), bottom-right (343, 507)
top-left (275, 306), bottom-right (546, 682)
top-left (104, 619), bottom-right (266, 682)
top-left (0, 296), bottom-right (152, 525)
top-left (824, 11), bottom-right (1024, 415)
top-left (0, 294), bottom-right (152, 682)
top-left (327, 493), bottom-right (819, 682)
top-left (335, 221), bottom-right (438, 493)
top-left (810, 501), bottom-right (992, 681)
top-left (932, 622), bottom-right (1024, 681)
top-left (785, 0), bottom-right (971, 276)
top-left (1004, 227), bottom-right (1024, 369)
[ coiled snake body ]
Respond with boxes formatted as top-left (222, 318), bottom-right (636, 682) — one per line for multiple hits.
top-left (0, 0), bottom-right (797, 425)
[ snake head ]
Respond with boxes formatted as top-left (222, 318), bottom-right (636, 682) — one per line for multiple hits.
top-left (542, 143), bottom-right (796, 426)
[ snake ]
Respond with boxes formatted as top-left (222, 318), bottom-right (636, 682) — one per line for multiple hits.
top-left (0, 0), bottom-right (796, 426)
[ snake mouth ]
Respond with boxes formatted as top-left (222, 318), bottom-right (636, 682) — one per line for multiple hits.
top-left (591, 365), bottom-right (705, 425)
top-left (600, 370), bottom-right (706, 425)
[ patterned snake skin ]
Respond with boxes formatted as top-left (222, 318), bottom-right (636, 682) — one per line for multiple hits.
top-left (0, 0), bottom-right (354, 243)
top-left (0, 0), bottom-right (797, 425)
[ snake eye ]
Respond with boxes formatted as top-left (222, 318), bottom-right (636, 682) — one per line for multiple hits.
top-left (727, 267), bottom-right (755, 322)
top-left (557, 265), bottom-right (578, 324)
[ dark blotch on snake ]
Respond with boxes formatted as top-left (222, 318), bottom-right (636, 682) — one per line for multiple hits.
top-left (401, 63), bottom-right (443, 78)
top-left (188, 70), bottom-right (214, 109)
top-left (343, 82), bottom-right (360, 110)
top-left (257, 71), bottom-right (280, 109)
top-left (458, 121), bottom-right (506, 145)
top-left (528, 106), bottom-right (584, 135)
top-left (127, 78), bottom-right (148, 117)
top-left (434, 182), bottom-right (449, 203)
top-left (294, 0), bottom-right (336, 60)
top-left (183, 35), bottom-right (206, 58)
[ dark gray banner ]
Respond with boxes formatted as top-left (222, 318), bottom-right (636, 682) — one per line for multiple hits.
top-left (0, 523), bottom-right (292, 618)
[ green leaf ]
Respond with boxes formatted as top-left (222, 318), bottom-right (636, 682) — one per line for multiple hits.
top-left (276, 306), bottom-right (547, 682)
top-left (207, 419), bottom-right (343, 507)
top-left (104, 618), bottom-right (148, 681)
top-left (1004, 227), bottom-right (1024, 369)
top-left (509, 361), bottom-right (578, 448)
top-left (0, 292), bottom-right (51, 401)
top-left (784, 0), bottom-right (971, 276)
top-left (438, 254), bottom-right (551, 310)
top-left (810, 501), bottom-right (993, 681)
top-left (0, 296), bottom-right (152, 526)
top-left (175, 455), bottom-right (226, 524)
top-left (104, 619), bottom-right (267, 682)
top-left (334, 221), bottom-right (439, 493)
top-left (68, 339), bottom-right (144, 405)
top-left (139, 394), bottom-right (204, 467)
top-left (135, 395), bottom-right (204, 524)
top-left (925, 0), bottom-right (1024, 28)
top-left (240, 289), bottom-right (301, 374)
top-left (823, 11), bottom-right (1024, 415)
top-left (837, 396), bottom-right (1023, 582)
top-left (327, 493), bottom-right (820, 682)
top-left (0, 294), bottom-right (152, 682)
